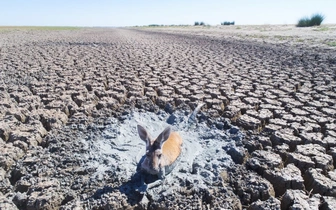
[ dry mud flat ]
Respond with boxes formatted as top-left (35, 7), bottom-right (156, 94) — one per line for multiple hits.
top-left (0, 26), bottom-right (336, 209)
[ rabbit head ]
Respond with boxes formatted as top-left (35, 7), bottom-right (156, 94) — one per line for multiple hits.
top-left (137, 125), bottom-right (172, 175)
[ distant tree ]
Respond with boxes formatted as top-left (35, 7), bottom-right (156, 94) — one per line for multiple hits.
top-left (221, 21), bottom-right (235, 25)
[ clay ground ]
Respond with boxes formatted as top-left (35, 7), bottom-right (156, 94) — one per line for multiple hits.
top-left (0, 25), bottom-right (336, 209)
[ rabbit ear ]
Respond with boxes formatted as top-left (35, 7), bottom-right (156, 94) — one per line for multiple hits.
top-left (137, 125), bottom-right (151, 146)
top-left (155, 126), bottom-right (172, 147)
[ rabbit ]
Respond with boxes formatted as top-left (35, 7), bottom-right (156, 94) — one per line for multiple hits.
top-left (137, 125), bottom-right (182, 179)
top-left (137, 103), bottom-right (205, 180)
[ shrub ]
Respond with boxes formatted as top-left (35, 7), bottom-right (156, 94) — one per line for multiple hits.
top-left (195, 21), bottom-right (205, 26)
top-left (297, 13), bottom-right (325, 27)
top-left (148, 24), bottom-right (161, 27)
top-left (297, 17), bottom-right (311, 27)
top-left (310, 13), bottom-right (325, 26)
top-left (221, 21), bottom-right (235, 25)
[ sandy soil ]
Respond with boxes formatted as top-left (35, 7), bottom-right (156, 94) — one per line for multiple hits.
top-left (140, 24), bottom-right (336, 48)
top-left (0, 25), bottom-right (335, 209)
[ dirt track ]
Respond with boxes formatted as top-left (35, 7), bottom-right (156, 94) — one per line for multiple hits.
top-left (0, 26), bottom-right (336, 209)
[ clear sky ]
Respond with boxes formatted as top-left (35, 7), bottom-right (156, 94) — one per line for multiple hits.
top-left (0, 0), bottom-right (335, 27)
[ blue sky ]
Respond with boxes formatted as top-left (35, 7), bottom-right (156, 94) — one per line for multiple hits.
top-left (0, 0), bottom-right (335, 26)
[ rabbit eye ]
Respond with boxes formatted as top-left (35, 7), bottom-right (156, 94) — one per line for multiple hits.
top-left (157, 154), bottom-right (162, 158)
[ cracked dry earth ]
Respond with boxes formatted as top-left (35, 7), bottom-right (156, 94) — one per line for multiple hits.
top-left (0, 27), bottom-right (336, 209)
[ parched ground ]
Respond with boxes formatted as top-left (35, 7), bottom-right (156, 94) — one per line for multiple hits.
top-left (0, 25), bottom-right (336, 209)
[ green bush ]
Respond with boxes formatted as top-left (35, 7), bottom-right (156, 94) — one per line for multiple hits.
top-left (297, 13), bottom-right (325, 27)
top-left (195, 21), bottom-right (205, 26)
top-left (221, 21), bottom-right (235, 25)
top-left (310, 13), bottom-right (325, 26)
top-left (297, 17), bottom-right (311, 27)
top-left (148, 24), bottom-right (162, 27)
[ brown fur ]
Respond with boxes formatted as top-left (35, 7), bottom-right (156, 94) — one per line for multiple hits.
top-left (161, 132), bottom-right (182, 165)
top-left (137, 125), bottom-right (183, 175)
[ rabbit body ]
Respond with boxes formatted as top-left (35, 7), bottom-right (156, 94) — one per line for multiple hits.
top-left (137, 125), bottom-right (182, 177)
